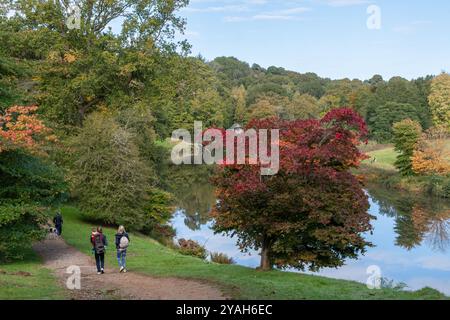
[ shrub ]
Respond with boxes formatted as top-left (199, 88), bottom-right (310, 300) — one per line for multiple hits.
top-left (210, 252), bottom-right (235, 265)
top-left (177, 239), bottom-right (207, 260)
top-left (0, 203), bottom-right (47, 261)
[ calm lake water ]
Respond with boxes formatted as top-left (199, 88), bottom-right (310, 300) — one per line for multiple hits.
top-left (167, 165), bottom-right (450, 295)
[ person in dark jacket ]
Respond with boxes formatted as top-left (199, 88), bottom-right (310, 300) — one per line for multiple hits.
top-left (115, 225), bottom-right (130, 273)
top-left (53, 211), bottom-right (63, 236)
top-left (90, 227), bottom-right (108, 274)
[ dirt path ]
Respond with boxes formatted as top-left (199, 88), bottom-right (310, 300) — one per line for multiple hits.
top-left (33, 235), bottom-right (228, 300)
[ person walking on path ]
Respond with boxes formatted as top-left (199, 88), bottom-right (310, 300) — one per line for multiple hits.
top-left (115, 226), bottom-right (130, 273)
top-left (91, 227), bottom-right (108, 274)
top-left (53, 210), bottom-right (63, 236)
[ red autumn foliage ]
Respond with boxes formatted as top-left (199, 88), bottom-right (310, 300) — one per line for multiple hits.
top-left (211, 108), bottom-right (373, 271)
top-left (0, 105), bottom-right (56, 154)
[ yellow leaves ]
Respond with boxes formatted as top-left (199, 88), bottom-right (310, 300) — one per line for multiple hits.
top-left (64, 52), bottom-right (77, 63)
top-left (412, 148), bottom-right (450, 176)
top-left (47, 50), bottom-right (78, 64)
top-left (47, 50), bottom-right (60, 62)
top-left (119, 63), bottom-right (137, 77)
top-left (96, 102), bottom-right (109, 114)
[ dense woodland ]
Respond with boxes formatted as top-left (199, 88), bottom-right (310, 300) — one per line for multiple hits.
top-left (1, 1), bottom-right (449, 267)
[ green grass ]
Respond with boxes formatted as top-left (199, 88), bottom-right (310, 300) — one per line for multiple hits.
top-left (363, 147), bottom-right (399, 171)
top-left (362, 139), bottom-right (450, 171)
top-left (0, 249), bottom-right (65, 300)
top-left (61, 206), bottom-right (447, 300)
top-left (359, 142), bottom-right (450, 199)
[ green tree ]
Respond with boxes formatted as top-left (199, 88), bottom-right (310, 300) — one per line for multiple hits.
top-left (247, 95), bottom-right (287, 121)
top-left (293, 72), bottom-right (328, 98)
top-left (1, 0), bottom-right (190, 129)
top-left (210, 57), bottom-right (251, 88)
top-left (0, 151), bottom-right (67, 261)
top-left (392, 119), bottom-right (422, 176)
top-left (0, 106), bottom-right (66, 260)
top-left (369, 102), bottom-right (422, 142)
top-left (285, 92), bottom-right (320, 120)
top-left (67, 113), bottom-right (152, 228)
top-left (428, 73), bottom-right (450, 130)
top-left (318, 94), bottom-right (341, 114)
top-left (231, 85), bottom-right (247, 123)
top-left (365, 76), bottom-right (430, 140)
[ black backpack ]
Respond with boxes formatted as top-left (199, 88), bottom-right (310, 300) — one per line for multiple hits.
top-left (94, 233), bottom-right (105, 254)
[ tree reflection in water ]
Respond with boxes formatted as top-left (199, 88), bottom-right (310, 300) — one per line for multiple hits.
top-left (165, 165), bottom-right (450, 252)
top-left (165, 164), bottom-right (216, 231)
top-left (368, 184), bottom-right (450, 252)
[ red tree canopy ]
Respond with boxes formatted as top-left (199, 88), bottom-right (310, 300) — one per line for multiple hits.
top-left (0, 105), bottom-right (55, 154)
top-left (211, 108), bottom-right (373, 271)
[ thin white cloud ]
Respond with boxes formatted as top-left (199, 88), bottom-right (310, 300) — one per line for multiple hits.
top-left (223, 5), bottom-right (311, 22)
top-left (393, 20), bottom-right (432, 34)
top-left (183, 4), bottom-right (249, 13)
top-left (186, 0), bottom-right (268, 12)
top-left (224, 13), bottom-right (307, 22)
top-left (253, 14), bottom-right (296, 20)
top-left (366, 250), bottom-right (450, 273)
top-left (270, 7), bottom-right (311, 15)
top-left (223, 16), bottom-right (249, 22)
top-left (411, 20), bottom-right (433, 26)
top-left (245, 0), bottom-right (268, 4)
top-left (323, 0), bottom-right (371, 7)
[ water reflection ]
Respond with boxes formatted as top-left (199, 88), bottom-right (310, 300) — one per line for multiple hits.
top-left (166, 165), bottom-right (216, 231)
top-left (167, 165), bottom-right (450, 294)
top-left (368, 185), bottom-right (450, 252)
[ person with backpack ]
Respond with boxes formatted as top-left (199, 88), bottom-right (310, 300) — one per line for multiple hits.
top-left (53, 210), bottom-right (63, 236)
top-left (90, 227), bottom-right (108, 274)
top-left (115, 226), bottom-right (130, 273)
top-left (90, 227), bottom-right (97, 254)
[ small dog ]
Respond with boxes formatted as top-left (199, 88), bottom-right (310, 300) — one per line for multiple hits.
top-left (48, 227), bottom-right (59, 240)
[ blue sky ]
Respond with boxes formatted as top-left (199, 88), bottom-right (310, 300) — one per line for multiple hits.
top-left (175, 0), bottom-right (450, 80)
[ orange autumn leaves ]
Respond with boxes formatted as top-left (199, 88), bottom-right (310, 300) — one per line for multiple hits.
top-left (0, 105), bottom-right (56, 154)
top-left (412, 126), bottom-right (450, 176)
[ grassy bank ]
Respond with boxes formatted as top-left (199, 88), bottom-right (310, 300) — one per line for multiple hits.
top-left (61, 206), bottom-right (446, 300)
top-left (359, 146), bottom-right (450, 199)
top-left (0, 249), bottom-right (65, 300)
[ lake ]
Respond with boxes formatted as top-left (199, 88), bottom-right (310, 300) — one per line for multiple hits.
top-left (167, 165), bottom-right (450, 295)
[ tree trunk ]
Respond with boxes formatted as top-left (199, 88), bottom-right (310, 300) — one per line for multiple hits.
top-left (259, 235), bottom-right (272, 271)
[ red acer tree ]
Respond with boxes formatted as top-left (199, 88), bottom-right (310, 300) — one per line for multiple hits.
top-left (211, 108), bottom-right (373, 271)
top-left (0, 105), bottom-right (56, 154)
